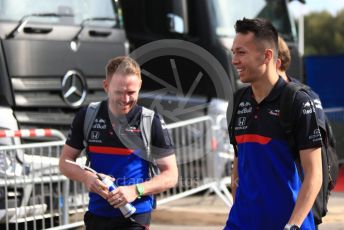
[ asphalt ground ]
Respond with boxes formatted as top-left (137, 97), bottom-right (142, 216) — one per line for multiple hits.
top-left (70, 191), bottom-right (344, 230)
top-left (71, 166), bottom-right (344, 230)
top-left (151, 192), bottom-right (344, 230)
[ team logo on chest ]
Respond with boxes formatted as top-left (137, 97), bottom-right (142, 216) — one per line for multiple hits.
top-left (90, 131), bottom-right (100, 140)
top-left (238, 117), bottom-right (246, 126)
top-left (93, 118), bottom-right (107, 129)
top-left (89, 130), bottom-right (102, 143)
top-left (237, 101), bottom-right (252, 115)
top-left (235, 117), bottom-right (248, 131)
top-left (268, 109), bottom-right (280, 117)
top-left (125, 126), bottom-right (141, 133)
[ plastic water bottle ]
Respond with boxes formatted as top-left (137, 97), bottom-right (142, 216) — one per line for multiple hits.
top-left (101, 176), bottom-right (136, 218)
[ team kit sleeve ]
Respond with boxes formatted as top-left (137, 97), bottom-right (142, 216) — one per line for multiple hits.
top-left (150, 113), bottom-right (175, 159)
top-left (65, 108), bottom-right (86, 150)
top-left (293, 91), bottom-right (323, 150)
top-left (309, 90), bottom-right (327, 130)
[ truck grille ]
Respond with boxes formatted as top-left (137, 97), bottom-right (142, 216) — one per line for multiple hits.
top-left (12, 76), bottom-right (106, 136)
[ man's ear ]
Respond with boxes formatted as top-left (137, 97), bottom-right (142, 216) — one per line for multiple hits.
top-left (264, 49), bottom-right (273, 64)
top-left (103, 79), bottom-right (108, 93)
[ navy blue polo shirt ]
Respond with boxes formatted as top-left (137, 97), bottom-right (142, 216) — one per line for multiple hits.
top-left (225, 77), bottom-right (322, 230)
top-left (66, 101), bottom-right (174, 217)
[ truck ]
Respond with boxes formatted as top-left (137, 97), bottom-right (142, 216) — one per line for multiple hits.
top-left (119, 0), bottom-right (303, 184)
top-left (0, 0), bottom-right (127, 226)
top-left (119, 0), bottom-right (302, 122)
top-left (0, 0), bottom-right (302, 226)
top-left (0, 0), bottom-right (128, 138)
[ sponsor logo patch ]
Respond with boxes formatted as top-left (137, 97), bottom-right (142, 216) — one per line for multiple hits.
top-left (125, 126), bottom-right (141, 133)
top-left (235, 117), bottom-right (248, 130)
top-left (237, 101), bottom-right (252, 115)
top-left (239, 101), bottom-right (251, 107)
top-left (308, 128), bottom-right (322, 142)
top-left (89, 130), bottom-right (102, 143)
top-left (237, 107), bottom-right (252, 115)
top-left (302, 100), bottom-right (315, 115)
top-left (93, 118), bottom-right (107, 129)
top-left (268, 109), bottom-right (280, 117)
top-left (313, 99), bottom-right (323, 110)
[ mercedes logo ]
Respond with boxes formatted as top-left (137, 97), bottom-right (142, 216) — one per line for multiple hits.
top-left (61, 70), bottom-right (87, 108)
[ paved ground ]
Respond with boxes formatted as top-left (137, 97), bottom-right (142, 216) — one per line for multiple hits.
top-left (319, 192), bottom-right (344, 229)
top-left (69, 191), bottom-right (344, 230)
top-left (151, 192), bottom-right (344, 230)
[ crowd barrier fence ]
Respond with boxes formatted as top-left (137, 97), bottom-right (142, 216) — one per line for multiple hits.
top-left (0, 115), bottom-right (234, 229)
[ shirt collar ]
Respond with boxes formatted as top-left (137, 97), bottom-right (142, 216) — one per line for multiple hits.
top-left (263, 76), bottom-right (287, 102)
top-left (248, 76), bottom-right (287, 104)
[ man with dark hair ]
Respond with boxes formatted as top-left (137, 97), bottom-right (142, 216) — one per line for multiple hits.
top-left (59, 56), bottom-right (178, 229)
top-left (225, 18), bottom-right (322, 230)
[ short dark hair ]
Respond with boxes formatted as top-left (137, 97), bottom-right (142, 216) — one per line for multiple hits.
top-left (106, 56), bottom-right (141, 80)
top-left (235, 18), bottom-right (278, 60)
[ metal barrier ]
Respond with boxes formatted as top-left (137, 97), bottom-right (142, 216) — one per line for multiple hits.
top-left (0, 129), bottom-right (68, 230)
top-left (0, 116), bottom-right (234, 229)
top-left (325, 107), bottom-right (344, 162)
top-left (156, 115), bottom-right (233, 207)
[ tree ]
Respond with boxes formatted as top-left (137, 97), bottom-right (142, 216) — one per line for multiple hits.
top-left (334, 9), bottom-right (344, 54)
top-left (304, 10), bottom-right (344, 55)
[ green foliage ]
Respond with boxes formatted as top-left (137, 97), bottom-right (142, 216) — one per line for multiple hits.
top-left (304, 10), bottom-right (344, 55)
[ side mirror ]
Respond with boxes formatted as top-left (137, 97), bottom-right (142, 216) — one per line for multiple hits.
top-left (167, 13), bottom-right (186, 34)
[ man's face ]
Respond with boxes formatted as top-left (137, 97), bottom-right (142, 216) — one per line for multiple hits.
top-left (231, 32), bottom-right (266, 83)
top-left (103, 73), bottom-right (142, 116)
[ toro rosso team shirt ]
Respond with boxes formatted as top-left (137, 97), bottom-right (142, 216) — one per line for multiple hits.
top-left (66, 101), bottom-right (174, 217)
top-left (225, 78), bottom-right (322, 230)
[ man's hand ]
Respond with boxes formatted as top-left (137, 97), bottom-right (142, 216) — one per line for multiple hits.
top-left (60, 145), bottom-right (108, 199)
top-left (107, 185), bottom-right (137, 208)
top-left (84, 172), bottom-right (109, 199)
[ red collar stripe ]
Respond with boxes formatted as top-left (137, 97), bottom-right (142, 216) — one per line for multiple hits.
top-left (235, 134), bottom-right (271, 145)
top-left (88, 146), bottom-right (134, 155)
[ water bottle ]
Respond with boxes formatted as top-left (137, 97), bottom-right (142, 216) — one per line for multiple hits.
top-left (101, 176), bottom-right (136, 218)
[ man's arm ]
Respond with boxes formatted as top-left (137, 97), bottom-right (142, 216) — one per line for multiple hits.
top-left (59, 144), bottom-right (109, 198)
top-left (108, 154), bottom-right (178, 208)
top-left (287, 147), bottom-right (322, 227)
top-left (139, 154), bottom-right (178, 194)
top-left (231, 156), bottom-right (239, 201)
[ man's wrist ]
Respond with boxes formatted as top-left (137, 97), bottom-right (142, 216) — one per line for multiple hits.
top-left (135, 184), bottom-right (144, 199)
top-left (284, 224), bottom-right (300, 230)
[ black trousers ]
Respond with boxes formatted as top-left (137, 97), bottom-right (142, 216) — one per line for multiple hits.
top-left (84, 211), bottom-right (151, 230)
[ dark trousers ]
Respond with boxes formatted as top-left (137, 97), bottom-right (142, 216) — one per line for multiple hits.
top-left (84, 211), bottom-right (151, 230)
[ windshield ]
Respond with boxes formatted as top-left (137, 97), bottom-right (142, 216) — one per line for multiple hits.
top-left (213, 0), bottom-right (296, 41)
top-left (0, 0), bottom-right (120, 27)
